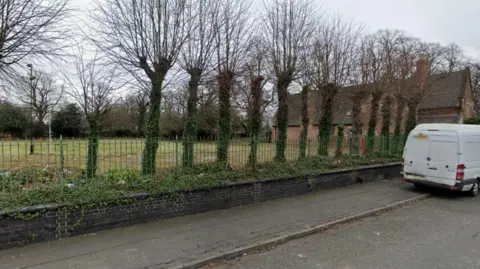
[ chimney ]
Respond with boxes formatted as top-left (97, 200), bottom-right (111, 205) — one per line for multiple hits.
top-left (416, 55), bottom-right (429, 91)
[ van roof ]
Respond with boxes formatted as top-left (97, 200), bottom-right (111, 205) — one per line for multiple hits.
top-left (414, 123), bottom-right (480, 131)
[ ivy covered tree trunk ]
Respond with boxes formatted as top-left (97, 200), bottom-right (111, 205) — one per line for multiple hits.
top-left (137, 103), bottom-right (147, 137)
top-left (142, 69), bottom-right (168, 175)
top-left (275, 75), bottom-right (293, 163)
top-left (318, 84), bottom-right (337, 156)
top-left (217, 70), bottom-right (234, 165)
top-left (248, 76), bottom-right (264, 168)
top-left (182, 68), bottom-right (202, 168)
top-left (380, 96), bottom-right (392, 153)
top-left (86, 119), bottom-right (100, 178)
top-left (392, 98), bottom-right (405, 154)
top-left (299, 85), bottom-right (309, 160)
top-left (366, 92), bottom-right (382, 154)
top-left (405, 100), bottom-right (418, 139)
top-left (350, 99), bottom-right (362, 155)
top-left (335, 125), bottom-right (344, 158)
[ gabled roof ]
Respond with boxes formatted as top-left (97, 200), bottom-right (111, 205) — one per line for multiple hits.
top-left (274, 68), bottom-right (471, 127)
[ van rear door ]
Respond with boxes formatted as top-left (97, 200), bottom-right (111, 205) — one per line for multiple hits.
top-left (426, 132), bottom-right (459, 186)
top-left (403, 131), bottom-right (431, 179)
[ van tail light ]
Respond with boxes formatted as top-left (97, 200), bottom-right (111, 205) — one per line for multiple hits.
top-left (456, 164), bottom-right (465, 181)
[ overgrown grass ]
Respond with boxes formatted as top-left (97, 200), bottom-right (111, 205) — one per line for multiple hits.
top-left (0, 154), bottom-right (401, 212)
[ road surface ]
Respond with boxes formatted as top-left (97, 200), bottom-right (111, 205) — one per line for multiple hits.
top-left (212, 190), bottom-right (480, 269)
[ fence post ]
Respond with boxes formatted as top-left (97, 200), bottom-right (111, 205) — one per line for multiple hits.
top-left (60, 135), bottom-right (64, 192)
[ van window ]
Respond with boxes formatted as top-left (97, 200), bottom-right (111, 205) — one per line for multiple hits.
top-left (429, 141), bottom-right (458, 162)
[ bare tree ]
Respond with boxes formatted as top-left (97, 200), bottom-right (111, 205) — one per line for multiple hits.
top-left (15, 71), bottom-right (64, 137)
top-left (213, 0), bottom-right (253, 165)
top-left (93, 0), bottom-right (190, 174)
top-left (419, 42), bottom-right (445, 73)
top-left (311, 13), bottom-right (361, 155)
top-left (0, 0), bottom-right (70, 81)
top-left (179, 0), bottom-right (219, 167)
top-left (68, 47), bottom-right (119, 178)
top-left (263, 0), bottom-right (317, 162)
top-left (469, 61), bottom-right (480, 115)
top-left (442, 43), bottom-right (465, 73)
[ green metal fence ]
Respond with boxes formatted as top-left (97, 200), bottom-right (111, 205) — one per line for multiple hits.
top-left (0, 134), bottom-right (405, 206)
top-left (0, 134), bottom-right (405, 174)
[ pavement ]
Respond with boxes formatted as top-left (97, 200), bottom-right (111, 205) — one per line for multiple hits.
top-left (0, 179), bottom-right (424, 269)
top-left (212, 189), bottom-right (480, 269)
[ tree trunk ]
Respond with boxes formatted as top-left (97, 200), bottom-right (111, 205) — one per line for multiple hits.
top-left (86, 119), bottom-right (99, 178)
top-left (182, 68), bottom-right (202, 168)
top-left (405, 100), bottom-right (418, 138)
top-left (137, 104), bottom-right (147, 137)
top-left (142, 70), bottom-right (168, 175)
top-left (380, 96), bottom-right (392, 153)
top-left (298, 84), bottom-right (309, 160)
top-left (216, 70), bottom-right (234, 165)
top-left (275, 74), bottom-right (292, 163)
top-left (393, 98), bottom-right (405, 154)
top-left (318, 84), bottom-right (337, 156)
top-left (248, 76), bottom-right (264, 167)
top-left (366, 92), bottom-right (382, 154)
top-left (335, 125), bottom-right (345, 158)
top-left (350, 98), bottom-right (362, 155)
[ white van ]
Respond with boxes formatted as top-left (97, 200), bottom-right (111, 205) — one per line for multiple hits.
top-left (402, 123), bottom-right (480, 196)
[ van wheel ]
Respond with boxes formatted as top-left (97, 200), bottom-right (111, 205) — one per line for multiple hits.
top-left (469, 181), bottom-right (479, 197)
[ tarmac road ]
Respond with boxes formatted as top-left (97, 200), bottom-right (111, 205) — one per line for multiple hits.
top-left (212, 189), bottom-right (480, 269)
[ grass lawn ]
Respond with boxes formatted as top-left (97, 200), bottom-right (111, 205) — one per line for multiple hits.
top-left (0, 138), bottom-right (350, 173)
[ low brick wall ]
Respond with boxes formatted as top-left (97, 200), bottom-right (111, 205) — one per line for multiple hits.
top-left (0, 163), bottom-right (400, 250)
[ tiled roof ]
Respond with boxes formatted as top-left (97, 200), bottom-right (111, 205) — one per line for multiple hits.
top-left (275, 68), bottom-right (470, 127)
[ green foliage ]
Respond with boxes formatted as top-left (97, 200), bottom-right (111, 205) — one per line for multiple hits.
top-left (248, 76), bottom-right (264, 167)
top-left (464, 116), bottom-right (480, 124)
top-left (318, 85), bottom-right (337, 156)
top-left (142, 77), bottom-right (164, 175)
top-left (0, 102), bottom-right (28, 137)
top-left (335, 126), bottom-right (344, 157)
top-left (380, 97), bottom-right (392, 153)
top-left (182, 70), bottom-right (201, 167)
top-left (86, 121), bottom-right (100, 178)
top-left (217, 71), bottom-right (233, 165)
top-left (367, 93), bottom-right (381, 154)
top-left (51, 103), bottom-right (84, 138)
top-left (275, 75), bottom-right (292, 163)
top-left (0, 155), bottom-right (401, 212)
top-left (299, 85), bottom-right (309, 160)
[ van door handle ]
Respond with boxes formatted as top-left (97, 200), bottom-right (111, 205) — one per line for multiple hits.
top-left (429, 167), bottom-right (438, 170)
top-left (427, 157), bottom-right (431, 161)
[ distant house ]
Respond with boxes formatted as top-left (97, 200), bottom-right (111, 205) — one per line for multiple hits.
top-left (272, 58), bottom-right (474, 140)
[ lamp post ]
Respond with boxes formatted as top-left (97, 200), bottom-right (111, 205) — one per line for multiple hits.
top-left (26, 64), bottom-right (36, 155)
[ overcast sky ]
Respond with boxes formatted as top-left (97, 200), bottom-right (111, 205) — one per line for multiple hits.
top-left (321, 0), bottom-right (479, 58)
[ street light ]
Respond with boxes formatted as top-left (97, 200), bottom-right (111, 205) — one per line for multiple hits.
top-left (26, 64), bottom-right (36, 155)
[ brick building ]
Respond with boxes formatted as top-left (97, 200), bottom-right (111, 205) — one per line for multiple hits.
top-left (272, 57), bottom-right (474, 140)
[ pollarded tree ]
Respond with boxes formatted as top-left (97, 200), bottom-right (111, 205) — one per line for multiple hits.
top-left (93, 0), bottom-right (191, 175)
top-left (311, 14), bottom-right (361, 156)
top-left (179, 0), bottom-right (219, 167)
top-left (68, 47), bottom-right (119, 178)
top-left (213, 0), bottom-right (253, 165)
top-left (263, 0), bottom-right (317, 162)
